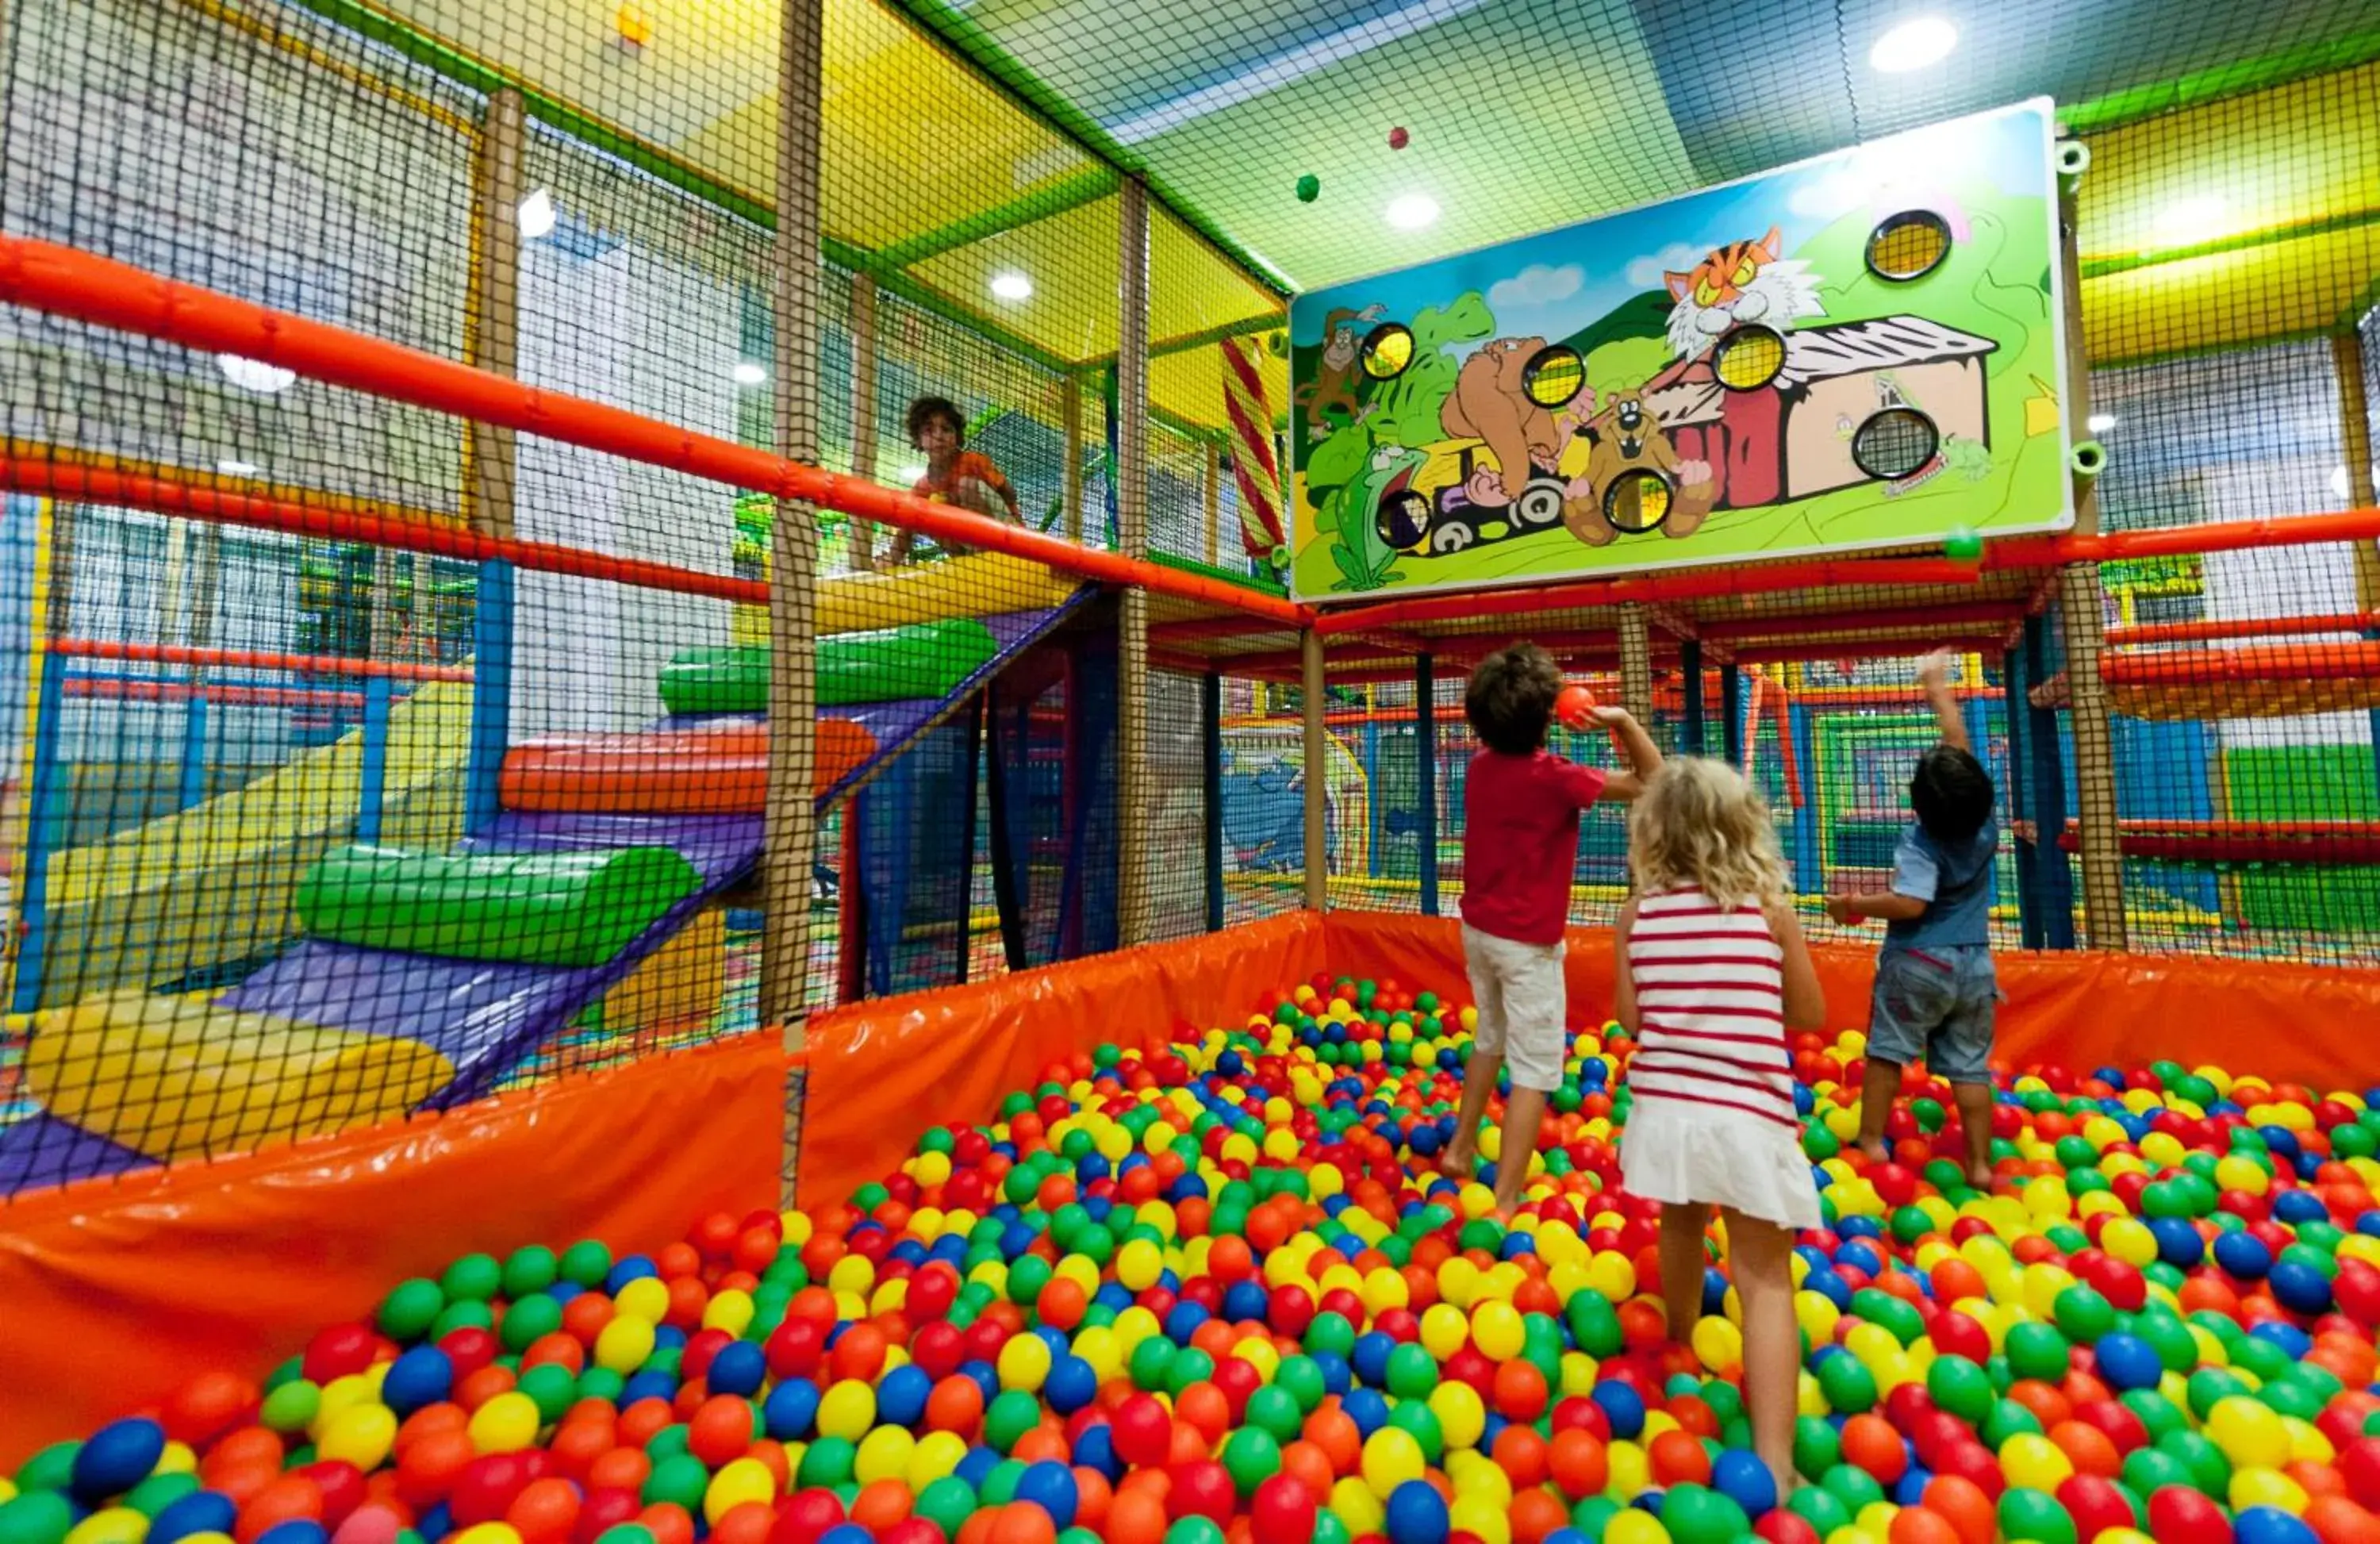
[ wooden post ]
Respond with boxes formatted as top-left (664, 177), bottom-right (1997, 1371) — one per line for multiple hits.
top-left (1115, 178), bottom-right (1152, 945)
top-left (847, 275), bottom-right (880, 570)
top-left (765, 0), bottom-right (825, 1203)
top-left (466, 89), bottom-right (525, 541)
top-left (1303, 627), bottom-right (1327, 910)
top-left (1202, 439), bottom-right (1222, 568)
top-left (2055, 142), bottom-right (2126, 949)
top-left (1061, 376), bottom-right (1084, 545)
top-left (2334, 332), bottom-right (2379, 601)
top-left (1618, 602), bottom-right (1655, 743)
top-left (462, 89), bottom-right (526, 835)
top-left (1416, 654), bottom-right (1439, 916)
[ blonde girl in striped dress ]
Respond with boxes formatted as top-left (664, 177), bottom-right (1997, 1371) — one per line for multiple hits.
top-left (1614, 757), bottom-right (1825, 1497)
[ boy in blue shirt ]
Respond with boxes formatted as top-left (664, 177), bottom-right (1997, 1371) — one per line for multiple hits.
top-left (1825, 650), bottom-right (2000, 1188)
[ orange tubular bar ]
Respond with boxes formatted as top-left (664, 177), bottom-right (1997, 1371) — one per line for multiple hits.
top-left (1701, 602), bottom-right (2027, 640)
top-left (2106, 612), bottom-right (2380, 646)
top-left (1731, 636), bottom-right (2006, 665)
top-left (51, 637), bottom-right (474, 682)
top-left (0, 237), bottom-right (1308, 628)
top-left (2102, 641), bottom-right (2380, 685)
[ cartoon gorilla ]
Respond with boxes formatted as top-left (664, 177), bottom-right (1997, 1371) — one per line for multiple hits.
top-left (1441, 337), bottom-right (1565, 507)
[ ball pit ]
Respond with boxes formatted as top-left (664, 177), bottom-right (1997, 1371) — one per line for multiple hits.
top-left (10, 974), bottom-right (2380, 1544)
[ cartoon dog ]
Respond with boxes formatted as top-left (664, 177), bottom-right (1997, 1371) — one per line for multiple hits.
top-left (1565, 389), bottom-right (1715, 543)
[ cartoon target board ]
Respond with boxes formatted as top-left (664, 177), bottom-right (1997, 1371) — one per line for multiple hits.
top-left (1286, 98), bottom-right (2073, 602)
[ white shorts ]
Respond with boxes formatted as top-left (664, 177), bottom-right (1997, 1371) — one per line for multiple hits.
top-left (1461, 924), bottom-right (1568, 1093)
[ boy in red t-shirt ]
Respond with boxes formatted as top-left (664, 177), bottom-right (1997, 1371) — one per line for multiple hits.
top-left (873, 395), bottom-right (1023, 568)
top-left (1446, 643), bottom-right (1661, 1215)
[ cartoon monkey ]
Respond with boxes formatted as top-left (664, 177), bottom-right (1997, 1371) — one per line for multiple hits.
top-left (1441, 336), bottom-right (1567, 506)
top-left (1295, 302), bottom-right (1387, 433)
top-left (1565, 389), bottom-right (1714, 544)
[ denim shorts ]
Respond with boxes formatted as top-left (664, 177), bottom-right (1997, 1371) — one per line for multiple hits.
top-left (1868, 944), bottom-right (1998, 1084)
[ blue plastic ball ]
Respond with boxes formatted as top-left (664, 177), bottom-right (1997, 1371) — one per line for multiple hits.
top-left (1591, 1381), bottom-right (1646, 1439)
top-left (877, 1364), bottom-right (933, 1427)
top-left (71, 1418), bottom-right (166, 1500)
top-left (708, 1341), bottom-right (767, 1398)
top-left (150, 1491), bottom-right (239, 1544)
top-left (255, 1522), bottom-right (329, 1544)
top-left (2233, 1506), bottom-right (2320, 1544)
top-left (817, 1527), bottom-right (874, 1544)
top-left (2091, 1333), bottom-right (2163, 1392)
top-left (2270, 1260), bottom-right (2333, 1315)
top-left (381, 1346), bottom-right (454, 1416)
top-left (2150, 1216), bottom-right (2205, 1267)
top-left (1013, 1461), bottom-right (1078, 1528)
top-left (1384, 1479), bottom-right (1451, 1544)
top-left (1711, 1448), bottom-right (1778, 1515)
top-left (762, 1378), bottom-right (823, 1440)
top-left (2213, 1231), bottom-right (2274, 1279)
top-left (2273, 1190), bottom-right (2328, 1226)
top-left (1043, 1355), bottom-right (1099, 1415)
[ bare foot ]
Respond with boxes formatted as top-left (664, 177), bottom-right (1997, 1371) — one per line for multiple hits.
top-left (1966, 1164), bottom-right (1996, 1191)
top-left (1856, 1138), bottom-right (1891, 1166)
top-left (1441, 1146), bottom-right (1476, 1183)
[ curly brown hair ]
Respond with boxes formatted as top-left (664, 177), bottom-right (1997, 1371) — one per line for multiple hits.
top-left (906, 395), bottom-right (965, 447)
top-left (1464, 643), bottom-right (1561, 756)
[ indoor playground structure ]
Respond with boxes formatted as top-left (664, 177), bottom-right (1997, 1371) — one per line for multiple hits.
top-left (10, 2), bottom-right (2380, 1543)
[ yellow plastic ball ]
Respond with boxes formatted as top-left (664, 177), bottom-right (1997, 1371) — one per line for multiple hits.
top-left (704, 1458), bottom-right (779, 1523)
top-left (2207, 1396), bottom-right (2292, 1470)
top-left (594, 1315), bottom-right (656, 1375)
top-left (1436, 1258), bottom-right (1481, 1309)
top-left (1361, 1427), bottom-right (1427, 1498)
top-left (906, 1431), bottom-right (969, 1489)
top-left (1448, 1496), bottom-right (1510, 1544)
top-left (1363, 1268), bottom-right (1411, 1316)
top-left (316, 1403), bottom-right (398, 1470)
top-left (1603, 1511), bottom-right (1671, 1544)
top-left (1429, 1381), bottom-right (1487, 1452)
top-left (613, 1277), bottom-right (670, 1324)
top-left (997, 1334), bottom-right (1052, 1392)
top-left (1996, 1433), bottom-right (2072, 1492)
top-left (2215, 1155), bottom-right (2271, 1197)
top-left (1330, 1477), bottom-right (1386, 1537)
top-left (449, 1527), bottom-right (521, 1544)
top-left (1606, 1439), bottom-right (1651, 1498)
top-left (1418, 1304), bottom-right (1469, 1361)
top-left (1691, 1315), bottom-right (1745, 1373)
top-left (1470, 1300), bottom-right (1526, 1361)
top-left (853, 1427), bottom-right (915, 1487)
top-left (1585, 1252), bottom-right (1636, 1303)
top-left (63, 1510), bottom-right (148, 1544)
top-left (818, 1380), bottom-right (877, 1442)
top-left (467, 1392), bottom-right (542, 1454)
top-left (2228, 1467), bottom-right (2309, 1514)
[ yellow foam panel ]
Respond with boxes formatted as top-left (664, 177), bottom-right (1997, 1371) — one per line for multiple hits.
top-left (26, 991), bottom-right (456, 1163)
top-left (600, 908), bottom-right (727, 1034)
top-left (820, 554), bottom-right (1080, 634)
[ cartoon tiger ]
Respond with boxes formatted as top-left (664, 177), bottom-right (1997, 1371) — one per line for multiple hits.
top-left (1663, 226), bottom-right (1825, 362)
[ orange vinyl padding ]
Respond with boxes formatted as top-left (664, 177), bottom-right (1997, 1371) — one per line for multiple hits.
top-left (497, 722), bottom-right (871, 813)
top-left (0, 1035), bottom-right (785, 1466)
top-left (13, 911), bottom-right (2380, 1466)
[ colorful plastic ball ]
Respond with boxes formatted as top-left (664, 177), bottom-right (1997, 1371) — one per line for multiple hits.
top-left (1294, 175), bottom-right (1320, 204)
top-left (1383, 1481), bottom-right (1449, 1544)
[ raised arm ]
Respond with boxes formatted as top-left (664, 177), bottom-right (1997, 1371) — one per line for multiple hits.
top-left (1590, 706), bottom-right (1665, 800)
top-left (1919, 648), bottom-right (1968, 754)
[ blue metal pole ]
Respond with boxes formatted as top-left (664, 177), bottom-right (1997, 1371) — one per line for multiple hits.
top-left (1417, 654), bottom-right (1439, 917)
top-left (2023, 614), bottom-right (2078, 949)
top-left (178, 689), bottom-right (209, 812)
top-left (358, 674), bottom-right (393, 843)
top-left (11, 653), bottom-right (67, 1015)
top-left (1789, 702), bottom-right (1820, 894)
top-left (1719, 663), bottom-right (1743, 767)
top-left (1203, 670), bottom-right (1223, 932)
top-left (1679, 639), bottom-right (1705, 755)
top-left (463, 558), bottom-right (514, 835)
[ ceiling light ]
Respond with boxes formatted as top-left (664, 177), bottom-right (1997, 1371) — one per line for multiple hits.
top-left (989, 272), bottom-right (1034, 302)
top-left (216, 355), bottom-right (296, 394)
top-left (1386, 194), bottom-right (1439, 231)
top-left (2155, 195), bottom-right (2228, 244)
top-left (732, 361), bottom-right (767, 386)
top-left (518, 188), bottom-right (557, 240)
top-left (897, 465), bottom-right (927, 483)
top-left (215, 458), bottom-right (259, 477)
top-left (2086, 413), bottom-right (2116, 433)
top-left (1869, 17), bottom-right (1957, 72)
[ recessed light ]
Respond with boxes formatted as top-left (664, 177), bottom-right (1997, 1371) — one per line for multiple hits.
top-left (732, 361), bottom-right (767, 386)
top-left (989, 272), bottom-right (1034, 302)
top-left (216, 355), bottom-right (296, 394)
top-left (1385, 194), bottom-right (1439, 231)
top-left (897, 465), bottom-right (927, 483)
top-left (2086, 413), bottom-right (2116, 433)
top-left (1870, 17), bottom-right (1956, 71)
top-left (215, 459), bottom-right (259, 477)
top-left (518, 188), bottom-right (557, 240)
top-left (2155, 195), bottom-right (2228, 243)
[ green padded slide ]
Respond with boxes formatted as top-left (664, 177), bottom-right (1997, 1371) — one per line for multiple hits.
top-left (295, 845), bottom-right (702, 967)
top-left (659, 618), bottom-right (1001, 715)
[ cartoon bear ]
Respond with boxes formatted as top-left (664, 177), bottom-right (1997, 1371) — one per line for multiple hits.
top-left (1441, 337), bottom-right (1567, 507)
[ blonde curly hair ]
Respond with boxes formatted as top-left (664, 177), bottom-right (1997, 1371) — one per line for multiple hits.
top-left (1627, 756), bottom-right (1788, 910)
